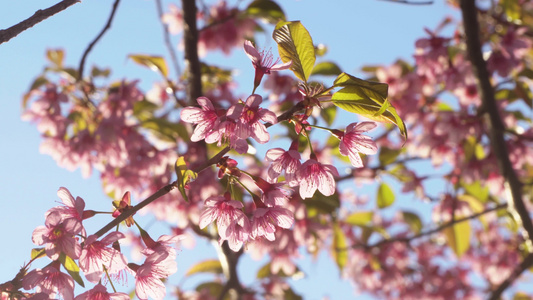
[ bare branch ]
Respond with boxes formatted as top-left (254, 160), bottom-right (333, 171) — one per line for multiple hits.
top-left (155, 0), bottom-right (181, 77)
top-left (0, 0), bottom-right (80, 45)
top-left (489, 253), bottom-right (533, 300)
top-left (377, 0), bottom-right (433, 5)
top-left (353, 203), bottom-right (507, 250)
top-left (78, 0), bottom-right (121, 81)
top-left (181, 0), bottom-right (202, 104)
top-left (94, 181), bottom-right (178, 239)
top-left (460, 0), bottom-right (533, 248)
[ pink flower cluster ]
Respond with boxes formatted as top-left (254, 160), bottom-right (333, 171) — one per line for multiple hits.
top-left (22, 81), bottom-right (178, 202)
top-left (181, 94), bottom-right (277, 154)
top-left (19, 188), bottom-right (180, 300)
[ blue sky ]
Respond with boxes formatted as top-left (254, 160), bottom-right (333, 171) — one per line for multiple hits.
top-left (0, 0), bottom-right (456, 298)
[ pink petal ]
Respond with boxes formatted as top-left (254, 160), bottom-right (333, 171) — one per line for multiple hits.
top-left (199, 207), bottom-right (218, 229)
top-left (196, 96), bottom-right (214, 110)
top-left (245, 94), bottom-right (263, 108)
top-left (349, 121), bottom-right (377, 133)
top-left (180, 107), bottom-right (203, 123)
top-left (270, 60), bottom-right (292, 71)
top-left (259, 110), bottom-right (278, 124)
top-left (57, 187), bottom-right (75, 207)
top-left (243, 40), bottom-right (261, 65)
top-left (265, 148), bottom-right (285, 161)
top-left (100, 231), bottom-right (126, 245)
top-left (317, 171), bottom-right (336, 196)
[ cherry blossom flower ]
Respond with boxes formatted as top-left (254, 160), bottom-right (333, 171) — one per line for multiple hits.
top-left (334, 121), bottom-right (378, 168)
top-left (22, 264), bottom-right (74, 300)
top-left (78, 232), bottom-right (127, 283)
top-left (180, 97), bottom-right (221, 142)
top-left (296, 156), bottom-right (339, 199)
top-left (132, 250), bottom-right (176, 300)
top-left (228, 94), bottom-right (277, 144)
top-left (264, 141), bottom-right (301, 185)
top-left (244, 40), bottom-right (292, 92)
top-left (197, 1), bottom-right (256, 56)
top-left (46, 187), bottom-right (86, 233)
top-left (205, 118), bottom-right (249, 154)
top-left (199, 193), bottom-right (251, 251)
top-left (32, 211), bottom-right (82, 260)
top-left (74, 283), bottom-right (129, 300)
top-left (251, 207), bottom-right (294, 241)
top-left (21, 84), bottom-right (69, 137)
top-left (161, 4), bottom-right (183, 35)
top-left (254, 176), bottom-right (290, 206)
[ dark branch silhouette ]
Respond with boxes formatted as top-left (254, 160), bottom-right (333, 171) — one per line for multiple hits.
top-left (0, 0), bottom-right (81, 45)
top-left (351, 203), bottom-right (508, 250)
top-left (460, 0), bottom-right (533, 298)
top-left (78, 0), bottom-right (121, 81)
top-left (377, 0), bottom-right (433, 5)
top-left (155, 0), bottom-right (181, 77)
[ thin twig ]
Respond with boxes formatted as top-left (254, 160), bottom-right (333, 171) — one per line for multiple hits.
top-left (94, 181), bottom-right (178, 238)
top-left (77, 0), bottom-right (121, 81)
top-left (154, 0), bottom-right (187, 107)
top-left (460, 0), bottom-right (533, 247)
top-left (377, 0), bottom-right (433, 5)
top-left (352, 203), bottom-right (507, 250)
top-left (489, 253), bottom-right (533, 300)
top-left (0, 0), bottom-right (80, 45)
top-left (154, 0), bottom-right (181, 77)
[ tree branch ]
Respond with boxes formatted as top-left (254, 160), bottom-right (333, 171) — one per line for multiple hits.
top-left (78, 0), bottom-right (121, 81)
top-left (0, 0), bottom-right (80, 45)
top-left (181, 0), bottom-right (202, 104)
top-left (377, 0), bottom-right (433, 5)
top-left (94, 181), bottom-right (178, 238)
top-left (353, 203), bottom-right (507, 250)
top-left (155, 0), bottom-right (181, 77)
top-left (460, 0), bottom-right (533, 248)
top-left (489, 252), bottom-right (533, 300)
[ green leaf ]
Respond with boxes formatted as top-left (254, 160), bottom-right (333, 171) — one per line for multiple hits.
top-left (128, 54), bottom-right (169, 78)
top-left (23, 76), bottom-right (49, 108)
top-left (311, 61), bottom-right (342, 76)
top-left (304, 192), bottom-right (340, 217)
top-left (377, 182), bottom-right (395, 208)
top-left (443, 219), bottom-right (471, 257)
top-left (91, 66), bottom-right (111, 78)
top-left (315, 43), bottom-right (328, 57)
top-left (462, 180), bottom-right (489, 203)
top-left (378, 147), bottom-right (402, 166)
top-left (345, 211), bottom-right (373, 226)
top-left (59, 253), bottom-right (84, 287)
top-left (256, 262), bottom-right (271, 279)
top-left (332, 223), bottom-right (348, 271)
top-left (140, 117), bottom-right (184, 143)
top-left (458, 194), bottom-right (488, 229)
top-left (513, 292), bottom-right (531, 300)
top-left (186, 259), bottom-right (223, 276)
top-left (273, 21), bottom-right (316, 83)
top-left (516, 79), bottom-right (533, 108)
top-left (256, 262), bottom-right (303, 278)
top-left (246, 0), bottom-right (285, 23)
top-left (195, 282), bottom-right (228, 299)
top-left (284, 287), bottom-right (303, 300)
top-left (401, 211), bottom-right (422, 234)
top-left (332, 72), bottom-right (407, 140)
top-left (501, 0), bottom-right (521, 22)
top-left (31, 248), bottom-right (46, 260)
top-left (175, 156), bottom-right (198, 202)
top-left (320, 105), bottom-right (337, 126)
top-left (46, 49), bottom-right (64, 68)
